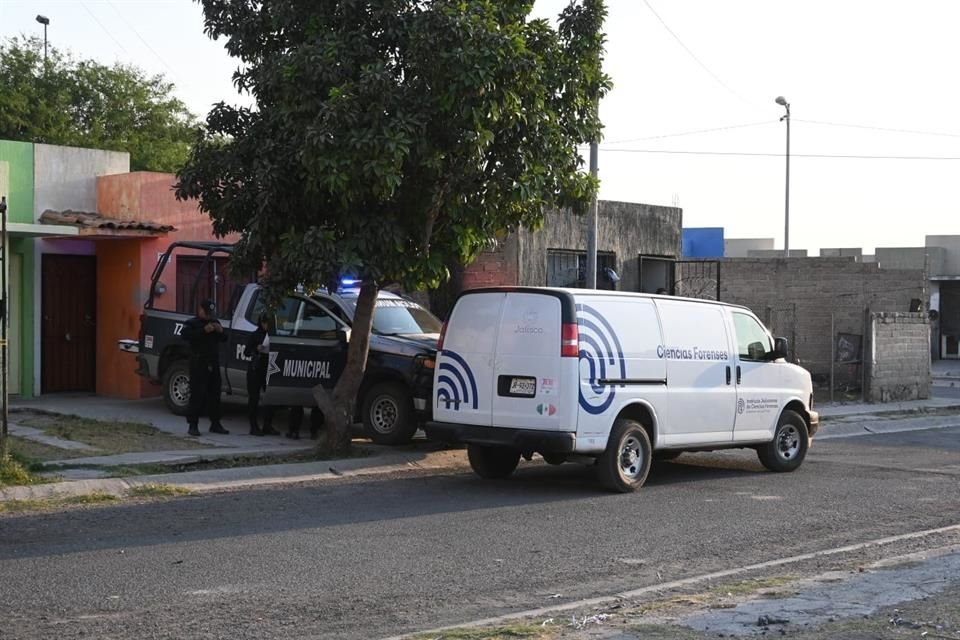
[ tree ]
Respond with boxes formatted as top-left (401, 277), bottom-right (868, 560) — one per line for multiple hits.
top-left (0, 36), bottom-right (198, 172)
top-left (176, 0), bottom-right (610, 453)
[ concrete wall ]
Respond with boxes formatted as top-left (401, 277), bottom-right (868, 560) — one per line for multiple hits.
top-left (517, 200), bottom-right (682, 292)
top-left (33, 144), bottom-right (129, 217)
top-left (95, 172), bottom-right (239, 398)
top-left (925, 235), bottom-right (960, 277)
top-left (866, 312), bottom-right (930, 402)
top-left (748, 249), bottom-right (808, 258)
top-left (0, 141), bottom-right (37, 396)
top-left (875, 247), bottom-right (943, 273)
top-left (677, 257), bottom-right (927, 383)
top-left (820, 248), bottom-right (862, 259)
top-left (725, 237), bottom-right (774, 257)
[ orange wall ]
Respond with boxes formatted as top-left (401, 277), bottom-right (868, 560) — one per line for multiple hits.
top-left (95, 172), bottom-right (238, 398)
top-left (96, 240), bottom-right (153, 398)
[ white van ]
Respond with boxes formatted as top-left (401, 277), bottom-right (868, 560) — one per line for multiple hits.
top-left (425, 287), bottom-right (819, 492)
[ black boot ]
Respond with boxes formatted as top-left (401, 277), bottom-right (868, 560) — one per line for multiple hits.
top-left (188, 423), bottom-right (200, 437)
top-left (249, 422), bottom-right (263, 437)
top-left (210, 423), bottom-right (230, 435)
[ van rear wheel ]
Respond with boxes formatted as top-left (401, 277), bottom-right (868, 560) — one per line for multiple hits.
top-left (757, 409), bottom-right (809, 472)
top-left (598, 419), bottom-right (652, 493)
top-left (467, 444), bottom-right (521, 480)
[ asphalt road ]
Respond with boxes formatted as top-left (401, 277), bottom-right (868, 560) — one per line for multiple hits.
top-left (1, 423), bottom-right (958, 640)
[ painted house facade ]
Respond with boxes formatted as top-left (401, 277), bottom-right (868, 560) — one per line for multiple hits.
top-left (1, 140), bottom-right (231, 401)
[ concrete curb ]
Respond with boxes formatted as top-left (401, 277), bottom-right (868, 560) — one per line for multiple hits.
top-left (1, 449), bottom-right (469, 503)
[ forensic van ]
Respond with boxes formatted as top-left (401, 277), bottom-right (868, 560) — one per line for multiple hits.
top-left (425, 287), bottom-right (819, 492)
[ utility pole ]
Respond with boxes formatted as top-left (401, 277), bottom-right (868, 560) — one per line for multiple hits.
top-left (0, 196), bottom-right (8, 461)
top-left (586, 141), bottom-right (599, 289)
top-left (775, 96), bottom-right (791, 257)
top-left (36, 15), bottom-right (50, 64)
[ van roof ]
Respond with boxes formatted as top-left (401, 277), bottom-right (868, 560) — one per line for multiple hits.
top-left (458, 286), bottom-right (750, 313)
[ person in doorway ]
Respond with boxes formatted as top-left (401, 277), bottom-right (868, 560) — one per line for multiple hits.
top-left (244, 313), bottom-right (280, 436)
top-left (182, 299), bottom-right (229, 436)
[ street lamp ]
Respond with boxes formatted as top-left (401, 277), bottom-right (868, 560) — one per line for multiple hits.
top-left (36, 15), bottom-right (50, 63)
top-left (775, 96), bottom-right (791, 257)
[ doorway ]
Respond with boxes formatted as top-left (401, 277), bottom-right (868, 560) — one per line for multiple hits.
top-left (41, 254), bottom-right (97, 392)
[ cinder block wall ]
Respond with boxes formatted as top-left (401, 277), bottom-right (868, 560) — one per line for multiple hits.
top-left (867, 312), bottom-right (930, 402)
top-left (678, 257), bottom-right (926, 383)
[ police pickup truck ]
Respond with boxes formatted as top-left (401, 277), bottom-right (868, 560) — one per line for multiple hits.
top-left (122, 241), bottom-right (440, 444)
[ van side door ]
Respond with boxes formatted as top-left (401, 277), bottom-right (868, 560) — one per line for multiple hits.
top-left (655, 300), bottom-right (737, 445)
top-left (729, 311), bottom-right (784, 441)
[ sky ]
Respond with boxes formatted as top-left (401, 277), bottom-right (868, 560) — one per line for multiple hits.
top-left (2, 0), bottom-right (959, 254)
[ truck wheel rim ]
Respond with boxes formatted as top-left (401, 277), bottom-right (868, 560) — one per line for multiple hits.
top-left (777, 424), bottom-right (800, 460)
top-left (619, 435), bottom-right (645, 479)
top-left (371, 395), bottom-right (399, 434)
top-left (171, 374), bottom-right (190, 406)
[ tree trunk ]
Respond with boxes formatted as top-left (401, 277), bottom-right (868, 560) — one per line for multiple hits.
top-left (311, 281), bottom-right (377, 455)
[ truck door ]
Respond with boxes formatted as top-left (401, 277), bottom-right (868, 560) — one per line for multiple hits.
top-left (729, 311), bottom-right (785, 442)
top-left (262, 297), bottom-right (347, 407)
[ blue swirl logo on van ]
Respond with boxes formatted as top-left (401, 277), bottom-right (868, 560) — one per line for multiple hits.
top-left (576, 304), bottom-right (626, 415)
top-left (436, 350), bottom-right (479, 411)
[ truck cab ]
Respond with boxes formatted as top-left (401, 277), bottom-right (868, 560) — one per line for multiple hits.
top-left (125, 242), bottom-right (439, 444)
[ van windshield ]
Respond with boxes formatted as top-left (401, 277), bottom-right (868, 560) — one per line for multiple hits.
top-left (343, 297), bottom-right (442, 335)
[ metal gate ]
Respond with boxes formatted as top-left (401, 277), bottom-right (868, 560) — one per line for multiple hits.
top-left (674, 260), bottom-right (721, 300)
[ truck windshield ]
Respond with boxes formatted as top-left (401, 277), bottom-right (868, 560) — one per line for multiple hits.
top-left (344, 297), bottom-right (441, 335)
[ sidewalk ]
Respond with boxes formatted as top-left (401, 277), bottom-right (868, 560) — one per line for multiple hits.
top-left (4, 392), bottom-right (959, 506)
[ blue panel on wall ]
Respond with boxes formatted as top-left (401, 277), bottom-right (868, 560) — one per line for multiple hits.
top-left (682, 227), bottom-right (725, 258)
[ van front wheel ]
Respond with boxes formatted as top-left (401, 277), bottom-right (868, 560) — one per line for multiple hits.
top-left (598, 419), bottom-right (652, 492)
top-left (757, 410), bottom-right (809, 472)
top-left (467, 445), bottom-right (521, 480)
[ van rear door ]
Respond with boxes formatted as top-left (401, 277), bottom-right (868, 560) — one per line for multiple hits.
top-left (434, 291), bottom-right (505, 426)
top-left (491, 292), bottom-right (574, 431)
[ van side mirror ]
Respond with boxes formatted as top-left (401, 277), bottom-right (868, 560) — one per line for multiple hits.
top-left (769, 337), bottom-right (789, 361)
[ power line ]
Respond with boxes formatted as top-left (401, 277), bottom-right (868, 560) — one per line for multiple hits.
top-left (79, 0), bottom-right (130, 57)
top-left (605, 121), bottom-right (774, 144)
top-left (105, 0), bottom-right (176, 76)
top-left (641, 0), bottom-right (752, 107)
top-left (601, 148), bottom-right (960, 160)
top-left (795, 118), bottom-right (960, 139)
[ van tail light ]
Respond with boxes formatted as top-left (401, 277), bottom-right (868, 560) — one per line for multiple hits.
top-left (561, 323), bottom-right (580, 358)
top-left (437, 321), bottom-right (448, 351)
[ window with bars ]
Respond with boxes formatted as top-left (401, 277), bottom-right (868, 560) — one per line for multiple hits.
top-left (546, 250), bottom-right (617, 290)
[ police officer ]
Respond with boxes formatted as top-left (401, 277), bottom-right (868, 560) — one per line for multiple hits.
top-left (182, 299), bottom-right (229, 436)
top-left (244, 313), bottom-right (280, 436)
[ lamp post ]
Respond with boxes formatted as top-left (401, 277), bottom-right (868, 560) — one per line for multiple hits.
top-left (36, 15), bottom-right (50, 63)
top-left (775, 96), bottom-right (791, 257)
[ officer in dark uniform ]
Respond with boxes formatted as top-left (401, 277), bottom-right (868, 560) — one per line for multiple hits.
top-left (182, 299), bottom-right (229, 436)
top-left (243, 313), bottom-right (280, 436)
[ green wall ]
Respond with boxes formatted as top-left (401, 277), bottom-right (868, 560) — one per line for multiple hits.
top-left (0, 140), bottom-right (35, 223)
top-left (0, 140), bottom-right (36, 397)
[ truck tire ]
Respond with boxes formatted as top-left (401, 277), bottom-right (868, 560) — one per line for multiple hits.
top-left (757, 409), bottom-right (808, 472)
top-left (598, 419), bottom-right (652, 493)
top-left (361, 382), bottom-right (417, 445)
top-left (468, 444), bottom-right (521, 480)
top-left (162, 360), bottom-right (191, 416)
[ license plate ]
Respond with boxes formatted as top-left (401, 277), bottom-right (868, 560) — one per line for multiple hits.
top-left (509, 377), bottom-right (536, 396)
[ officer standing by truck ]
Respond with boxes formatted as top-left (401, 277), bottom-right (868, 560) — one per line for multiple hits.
top-left (183, 299), bottom-right (230, 436)
top-left (244, 312), bottom-right (280, 436)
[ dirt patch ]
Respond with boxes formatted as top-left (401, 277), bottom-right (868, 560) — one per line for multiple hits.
top-left (12, 410), bottom-right (208, 461)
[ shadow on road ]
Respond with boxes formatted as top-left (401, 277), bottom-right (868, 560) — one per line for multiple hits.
top-left (0, 450), bottom-right (773, 560)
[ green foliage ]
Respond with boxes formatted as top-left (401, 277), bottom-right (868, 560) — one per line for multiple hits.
top-left (177, 0), bottom-right (610, 293)
top-left (0, 36), bottom-right (199, 172)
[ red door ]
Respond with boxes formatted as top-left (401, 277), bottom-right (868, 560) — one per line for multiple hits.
top-left (42, 255), bottom-right (97, 393)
